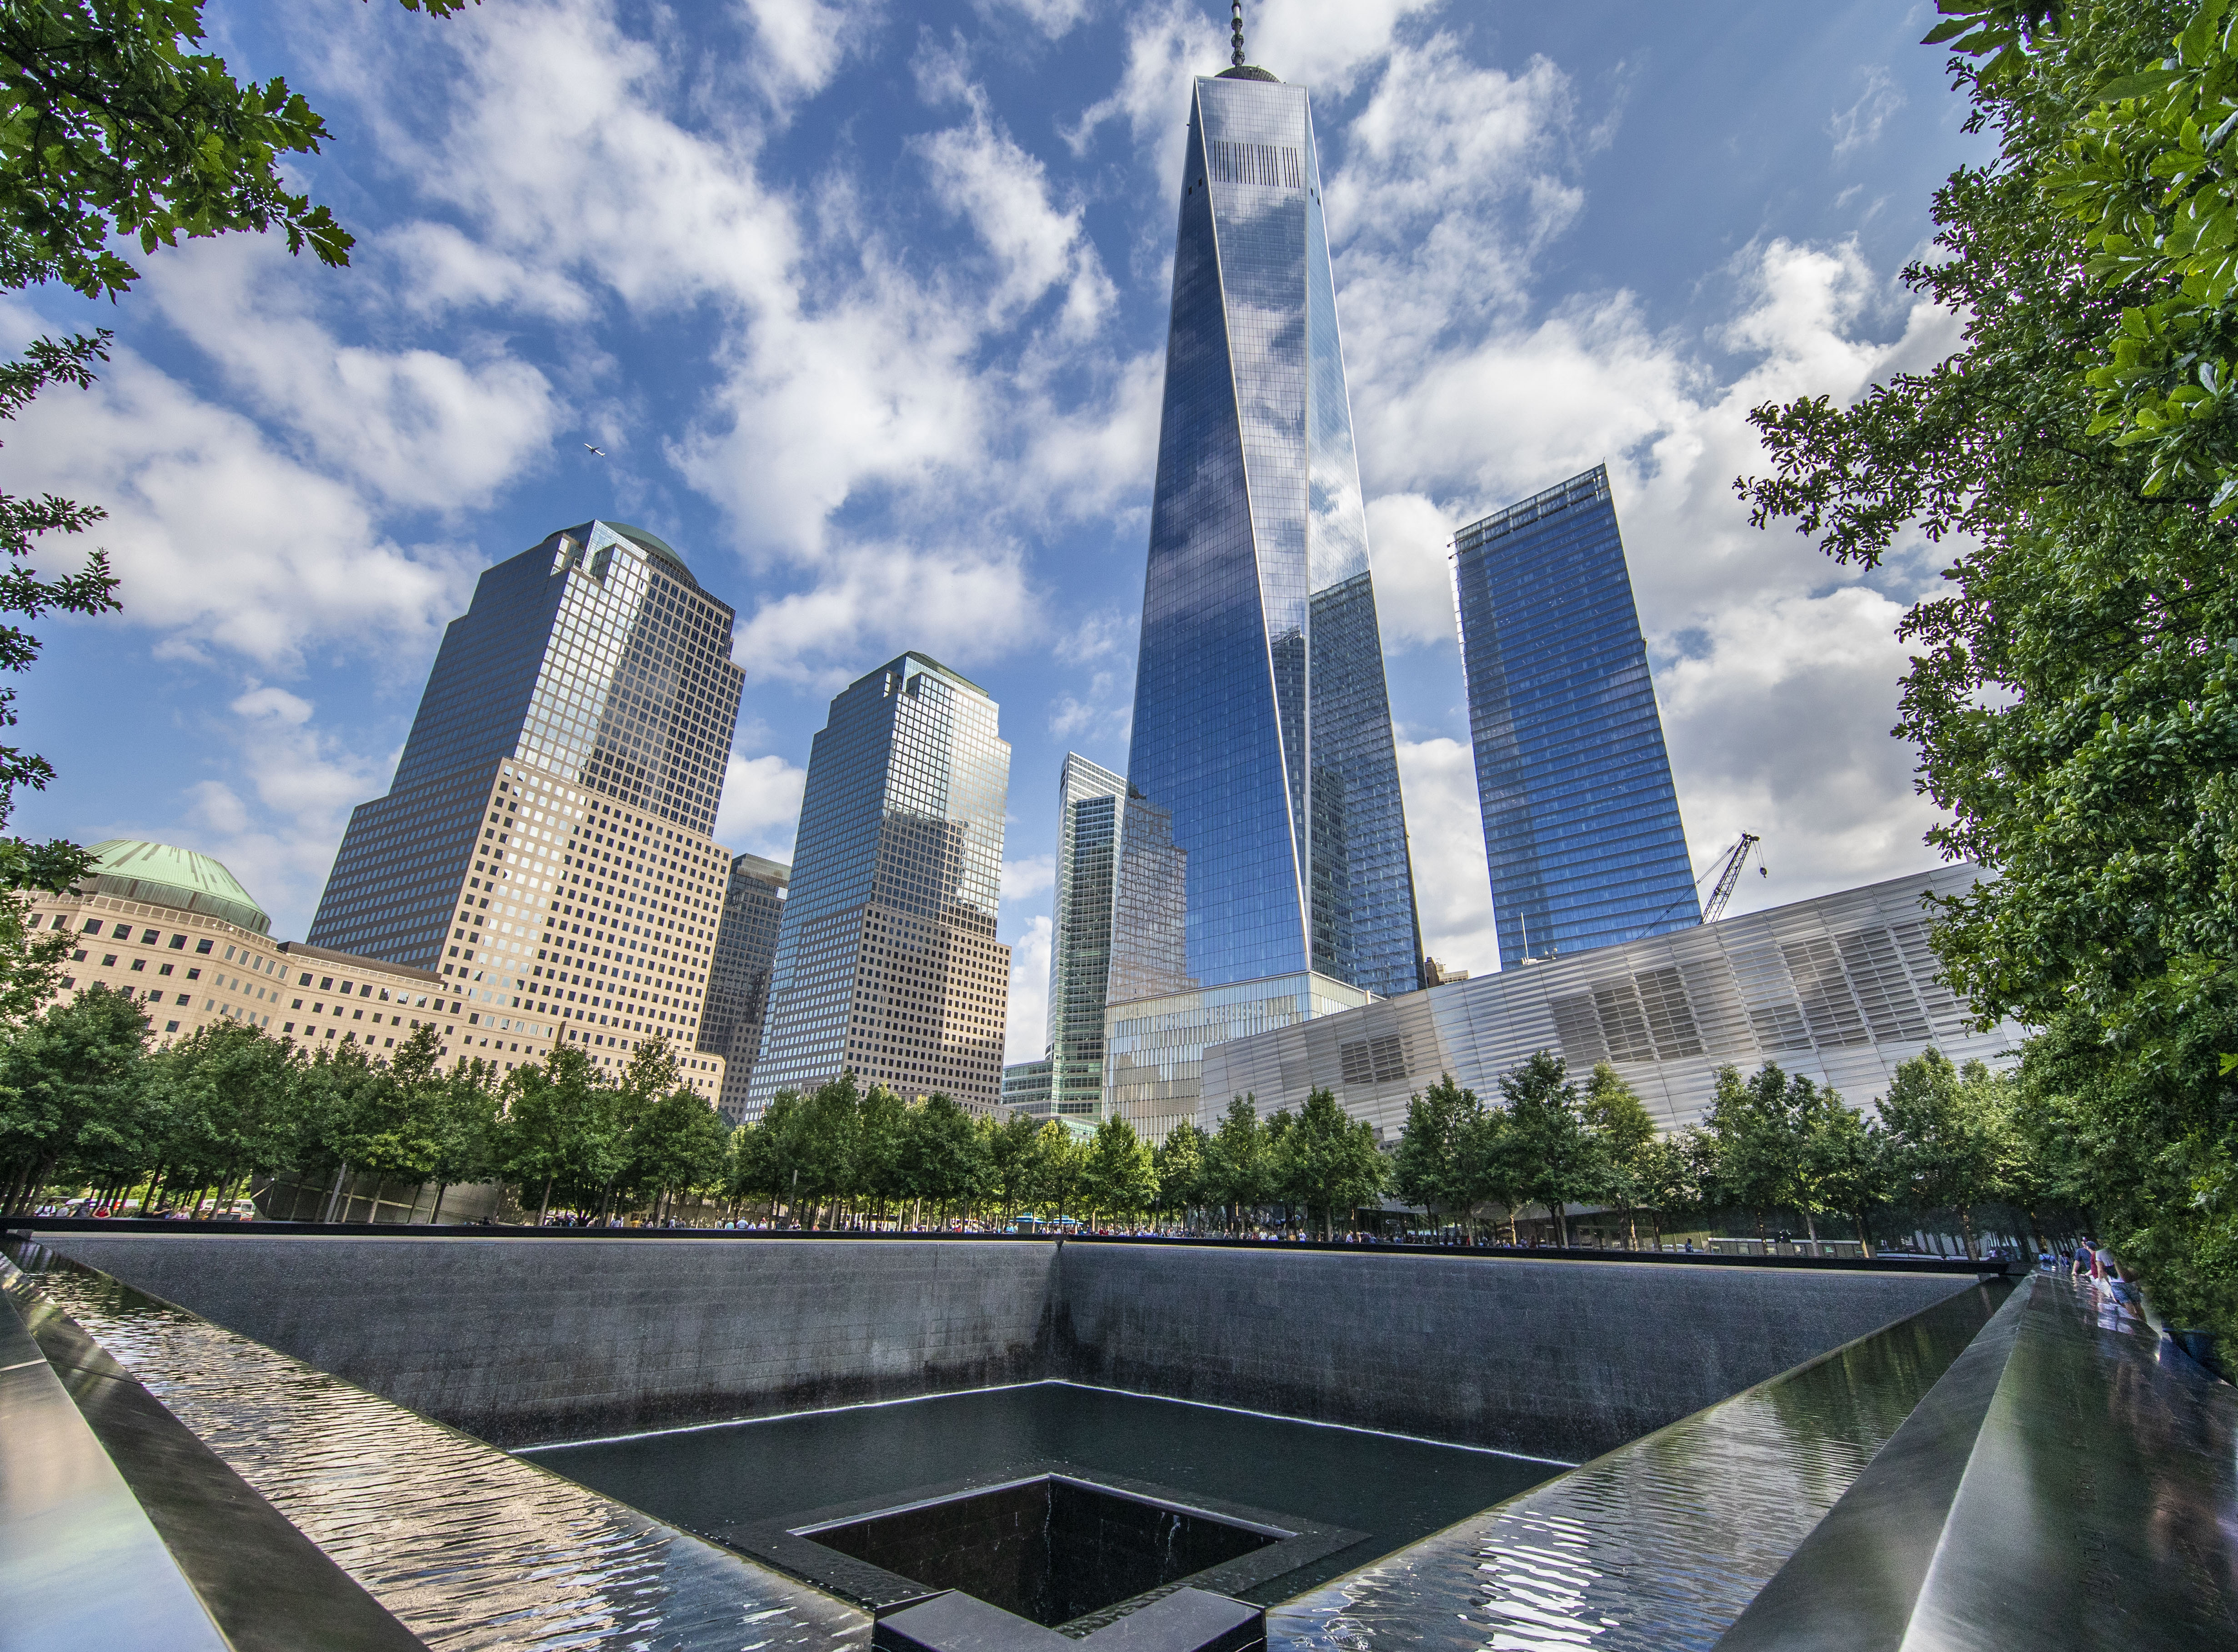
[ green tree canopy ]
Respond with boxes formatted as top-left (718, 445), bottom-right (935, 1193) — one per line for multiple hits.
top-left (1497, 1051), bottom-right (1603, 1246)
top-left (1274, 1087), bottom-right (1387, 1239)
top-left (1393, 1074), bottom-right (1477, 1230)
top-left (1082, 1113), bottom-right (1157, 1223)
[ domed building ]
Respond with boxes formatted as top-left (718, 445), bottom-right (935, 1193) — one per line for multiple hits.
top-left (29, 838), bottom-right (454, 1057)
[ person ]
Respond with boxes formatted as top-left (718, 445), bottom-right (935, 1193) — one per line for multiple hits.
top-left (2072, 1238), bottom-right (2096, 1280)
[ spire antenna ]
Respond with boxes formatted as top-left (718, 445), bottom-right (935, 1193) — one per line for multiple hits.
top-left (1231, 0), bottom-right (1246, 68)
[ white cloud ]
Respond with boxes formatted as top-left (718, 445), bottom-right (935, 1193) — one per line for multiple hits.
top-left (1363, 492), bottom-right (1459, 651)
top-left (1001, 854), bottom-right (1054, 900)
top-left (1065, 0), bottom-right (1221, 177)
top-left (1004, 911), bottom-right (1051, 1063)
top-left (715, 751), bottom-right (809, 859)
top-left (1656, 588), bottom-right (1939, 917)
top-left (918, 103), bottom-right (1114, 330)
top-left (729, 543), bottom-right (1038, 686)
top-left (182, 687), bottom-right (397, 936)
top-left (144, 238), bottom-right (561, 513)
top-left (1252, 0), bottom-right (1440, 95)
top-left (1394, 735), bottom-right (1497, 976)
top-left (1829, 67), bottom-right (1905, 159)
top-left (741, 0), bottom-right (880, 109)
top-left (3, 333), bottom-right (474, 669)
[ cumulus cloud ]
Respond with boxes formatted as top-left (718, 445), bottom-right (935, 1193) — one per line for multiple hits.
top-left (183, 687), bottom-right (397, 935)
top-left (715, 751), bottom-right (810, 860)
top-left (1004, 911), bottom-right (1052, 1063)
top-left (1002, 854), bottom-right (1054, 900)
top-left (918, 101), bottom-right (1115, 330)
top-left (3, 332), bottom-right (474, 669)
top-left (1394, 735), bottom-right (1498, 975)
top-left (741, 0), bottom-right (881, 110)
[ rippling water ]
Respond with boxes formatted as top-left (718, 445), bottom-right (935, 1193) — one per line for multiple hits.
top-left (1265, 1280), bottom-right (2007, 1652)
top-left (3, 1244), bottom-right (869, 1652)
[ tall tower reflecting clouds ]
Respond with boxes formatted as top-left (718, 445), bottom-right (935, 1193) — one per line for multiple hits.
top-left (1123, 57), bottom-right (1422, 1002)
top-left (1106, 33), bottom-right (1418, 1138)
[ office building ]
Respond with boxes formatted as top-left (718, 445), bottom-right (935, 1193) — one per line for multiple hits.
top-left (1001, 1058), bottom-right (1052, 1115)
top-left (1454, 466), bottom-right (1700, 968)
top-left (25, 841), bottom-right (737, 1094)
top-left (1102, 45), bottom-right (1422, 1133)
top-left (308, 520), bottom-right (743, 1081)
top-left (1202, 865), bottom-right (2019, 1139)
top-left (1042, 754), bottom-right (1126, 1120)
top-left (702, 852), bottom-right (788, 1126)
top-left (745, 653), bottom-right (1011, 1116)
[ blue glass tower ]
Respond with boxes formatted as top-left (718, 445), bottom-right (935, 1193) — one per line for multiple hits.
top-left (1124, 60), bottom-right (1423, 1003)
top-left (1453, 466), bottom-right (1701, 968)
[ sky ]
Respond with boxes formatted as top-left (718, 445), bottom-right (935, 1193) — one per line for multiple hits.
top-left (5, 0), bottom-right (1989, 1065)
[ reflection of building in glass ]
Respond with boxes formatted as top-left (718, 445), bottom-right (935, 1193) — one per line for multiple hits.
top-left (308, 521), bottom-right (740, 1092)
top-left (1002, 1057), bottom-right (1052, 1114)
top-left (746, 653), bottom-right (1011, 1116)
top-left (1106, 57), bottom-right (1417, 1132)
top-left (1043, 755), bottom-right (1127, 1119)
top-left (704, 853), bottom-right (788, 1126)
top-left (1205, 866), bottom-right (2021, 1142)
top-left (1454, 467), bottom-right (1700, 969)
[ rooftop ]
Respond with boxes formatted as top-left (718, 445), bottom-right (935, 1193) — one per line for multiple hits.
top-left (82, 840), bottom-right (270, 935)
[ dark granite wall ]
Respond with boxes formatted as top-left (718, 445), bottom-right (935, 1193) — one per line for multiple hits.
top-left (1049, 1245), bottom-right (1980, 1461)
top-left (38, 1235), bottom-right (1979, 1458)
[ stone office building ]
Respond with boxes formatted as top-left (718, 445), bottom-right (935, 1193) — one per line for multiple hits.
top-left (306, 519), bottom-right (743, 1089)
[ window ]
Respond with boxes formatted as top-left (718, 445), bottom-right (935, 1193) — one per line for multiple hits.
top-left (168, 934), bottom-right (186, 950)
top-left (129, 959), bottom-right (145, 972)
top-left (186, 968), bottom-right (201, 981)
top-left (71, 950), bottom-right (85, 962)
top-left (196, 939), bottom-right (214, 954)
top-left (101, 954), bottom-right (117, 966)
top-left (82, 920), bottom-right (103, 936)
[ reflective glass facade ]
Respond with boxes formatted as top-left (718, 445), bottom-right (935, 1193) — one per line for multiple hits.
top-left (302, 522), bottom-right (740, 1097)
top-left (1043, 754), bottom-right (1126, 1117)
top-left (1124, 70), bottom-right (1423, 1003)
top-left (746, 654), bottom-right (1011, 1116)
top-left (1454, 466), bottom-right (1700, 968)
top-left (704, 852), bottom-right (788, 1126)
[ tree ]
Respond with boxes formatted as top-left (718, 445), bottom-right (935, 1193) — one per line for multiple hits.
top-left (1580, 1063), bottom-right (1658, 1248)
top-left (1081, 1113), bottom-right (1157, 1226)
top-left (0, 1), bottom-right (476, 883)
top-left (493, 1046), bottom-right (609, 1225)
top-left (1800, 1099), bottom-right (1890, 1256)
top-left (1633, 1131), bottom-right (1705, 1250)
top-left (1151, 1120), bottom-right (1208, 1227)
top-left (1497, 1051), bottom-right (1603, 1246)
top-left (1204, 1095), bottom-right (1272, 1232)
top-left (425, 1044), bottom-right (497, 1223)
top-left (982, 1110), bottom-right (1042, 1225)
top-left (0, 980), bottom-right (145, 1209)
top-left (1274, 1087), bottom-right (1387, 1239)
top-left (1026, 1119), bottom-right (1085, 1228)
top-left (1702, 1063), bottom-right (1849, 1241)
top-left (901, 1093), bottom-right (981, 1225)
top-left (1736, 0), bottom-right (2238, 1327)
top-left (1879, 1049), bottom-right (2005, 1259)
top-left (1454, 1099), bottom-right (1523, 1244)
top-left (1393, 1075), bottom-right (1477, 1236)
top-left (141, 1018), bottom-right (297, 1213)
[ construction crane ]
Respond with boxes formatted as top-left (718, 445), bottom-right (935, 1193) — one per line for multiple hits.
top-left (1650, 832), bottom-right (1766, 930)
top-left (1701, 832), bottom-right (1766, 923)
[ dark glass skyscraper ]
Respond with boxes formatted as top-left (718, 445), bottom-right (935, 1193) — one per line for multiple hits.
top-left (746, 653), bottom-right (1011, 1116)
top-left (1123, 60), bottom-right (1422, 1003)
top-left (703, 852), bottom-right (788, 1126)
top-left (1454, 466), bottom-right (1700, 968)
top-left (308, 520), bottom-right (743, 1087)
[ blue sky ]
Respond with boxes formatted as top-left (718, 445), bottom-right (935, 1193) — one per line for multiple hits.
top-left (6, 0), bottom-right (1986, 1061)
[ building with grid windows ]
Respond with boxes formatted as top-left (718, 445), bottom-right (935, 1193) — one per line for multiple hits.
top-left (1038, 754), bottom-right (1126, 1121)
top-left (745, 653), bottom-right (1011, 1116)
top-left (19, 839), bottom-right (670, 1089)
top-left (1454, 466), bottom-right (1700, 969)
top-left (1099, 54), bottom-right (1421, 1136)
top-left (305, 521), bottom-right (741, 1090)
top-left (702, 853), bottom-right (788, 1126)
top-left (1202, 865), bottom-right (2022, 1141)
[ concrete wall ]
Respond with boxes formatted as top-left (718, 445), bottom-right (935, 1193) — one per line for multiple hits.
top-left (40, 1235), bottom-right (1980, 1459)
top-left (1051, 1245), bottom-right (1980, 1461)
top-left (40, 1236), bottom-right (1056, 1446)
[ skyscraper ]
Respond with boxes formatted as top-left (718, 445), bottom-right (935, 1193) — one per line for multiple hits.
top-left (308, 520), bottom-right (744, 1083)
top-left (1453, 465), bottom-right (1700, 968)
top-left (1102, 35), bottom-right (1417, 1136)
top-left (702, 852), bottom-right (788, 1126)
top-left (1042, 754), bottom-right (1126, 1120)
top-left (745, 653), bottom-right (1011, 1116)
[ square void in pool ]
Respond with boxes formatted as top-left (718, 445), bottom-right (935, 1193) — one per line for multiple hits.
top-left (526, 1383), bottom-right (1562, 1613)
top-left (801, 1474), bottom-right (1284, 1627)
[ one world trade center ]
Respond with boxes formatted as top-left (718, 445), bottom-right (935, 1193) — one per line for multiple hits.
top-left (1104, 15), bottom-right (1424, 1135)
